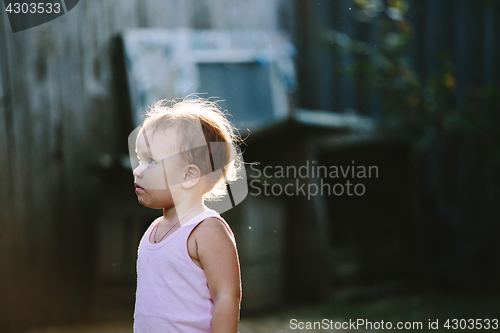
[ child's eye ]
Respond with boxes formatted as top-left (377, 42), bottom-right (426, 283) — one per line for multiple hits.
top-left (148, 157), bottom-right (156, 165)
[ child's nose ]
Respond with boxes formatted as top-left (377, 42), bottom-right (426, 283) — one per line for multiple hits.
top-left (133, 165), bottom-right (143, 178)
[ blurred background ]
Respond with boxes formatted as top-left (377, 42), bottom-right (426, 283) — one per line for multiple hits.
top-left (1, 0), bottom-right (499, 332)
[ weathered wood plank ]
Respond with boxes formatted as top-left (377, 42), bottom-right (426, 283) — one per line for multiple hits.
top-left (0, 0), bottom-right (290, 329)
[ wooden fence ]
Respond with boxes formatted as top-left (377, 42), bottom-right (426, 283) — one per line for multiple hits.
top-left (0, 0), bottom-right (293, 330)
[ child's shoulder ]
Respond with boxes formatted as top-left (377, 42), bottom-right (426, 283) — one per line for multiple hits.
top-left (187, 214), bottom-right (238, 275)
top-left (192, 214), bottom-right (234, 242)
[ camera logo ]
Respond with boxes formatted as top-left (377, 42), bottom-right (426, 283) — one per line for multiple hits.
top-left (3, 0), bottom-right (80, 33)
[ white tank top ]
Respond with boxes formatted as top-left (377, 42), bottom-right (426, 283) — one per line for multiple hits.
top-left (134, 210), bottom-right (234, 333)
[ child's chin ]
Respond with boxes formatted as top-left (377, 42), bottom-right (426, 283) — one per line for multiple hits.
top-left (136, 196), bottom-right (151, 207)
top-left (138, 199), bottom-right (165, 210)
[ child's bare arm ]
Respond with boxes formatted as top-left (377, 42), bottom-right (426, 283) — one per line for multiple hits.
top-left (195, 218), bottom-right (241, 333)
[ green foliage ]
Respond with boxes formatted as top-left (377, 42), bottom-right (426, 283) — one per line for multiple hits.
top-left (324, 0), bottom-right (500, 174)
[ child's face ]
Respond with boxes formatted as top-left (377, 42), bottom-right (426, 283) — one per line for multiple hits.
top-left (133, 126), bottom-right (185, 209)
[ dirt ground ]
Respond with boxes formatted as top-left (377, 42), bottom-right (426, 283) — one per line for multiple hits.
top-left (25, 317), bottom-right (323, 333)
top-left (25, 316), bottom-right (351, 333)
top-left (24, 290), bottom-right (500, 333)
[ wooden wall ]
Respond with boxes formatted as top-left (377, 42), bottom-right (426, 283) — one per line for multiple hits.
top-left (0, 1), bottom-right (294, 330)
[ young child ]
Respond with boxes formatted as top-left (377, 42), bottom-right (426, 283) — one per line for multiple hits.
top-left (132, 97), bottom-right (242, 333)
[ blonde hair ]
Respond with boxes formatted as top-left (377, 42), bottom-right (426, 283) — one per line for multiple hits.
top-left (141, 97), bottom-right (242, 201)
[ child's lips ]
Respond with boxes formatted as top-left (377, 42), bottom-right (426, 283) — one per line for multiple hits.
top-left (135, 183), bottom-right (145, 192)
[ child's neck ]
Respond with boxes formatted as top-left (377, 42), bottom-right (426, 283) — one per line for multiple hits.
top-left (162, 198), bottom-right (206, 226)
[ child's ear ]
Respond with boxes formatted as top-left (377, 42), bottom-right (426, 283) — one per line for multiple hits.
top-left (181, 164), bottom-right (201, 189)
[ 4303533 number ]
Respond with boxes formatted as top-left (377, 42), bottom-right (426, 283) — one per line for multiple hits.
top-left (5, 2), bottom-right (61, 14)
top-left (444, 319), bottom-right (498, 330)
